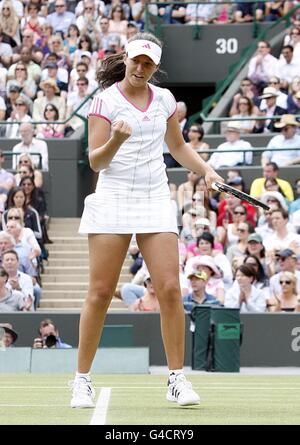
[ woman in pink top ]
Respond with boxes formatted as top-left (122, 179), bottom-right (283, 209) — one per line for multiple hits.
top-left (108, 5), bottom-right (128, 37)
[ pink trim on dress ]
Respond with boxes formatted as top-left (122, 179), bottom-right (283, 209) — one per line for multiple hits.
top-left (88, 114), bottom-right (111, 124)
top-left (116, 82), bottom-right (153, 112)
top-left (167, 105), bottom-right (177, 121)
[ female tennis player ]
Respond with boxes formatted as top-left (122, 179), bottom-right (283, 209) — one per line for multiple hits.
top-left (70, 32), bottom-right (224, 408)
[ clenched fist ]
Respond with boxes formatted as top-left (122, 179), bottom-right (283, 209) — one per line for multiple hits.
top-left (111, 120), bottom-right (132, 145)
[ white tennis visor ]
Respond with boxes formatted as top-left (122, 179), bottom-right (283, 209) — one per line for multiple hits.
top-left (126, 39), bottom-right (162, 65)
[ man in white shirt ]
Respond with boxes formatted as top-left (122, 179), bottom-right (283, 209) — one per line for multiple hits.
top-left (261, 114), bottom-right (300, 166)
top-left (248, 40), bottom-right (280, 88)
top-left (66, 76), bottom-right (92, 130)
top-left (12, 122), bottom-right (49, 171)
top-left (207, 122), bottom-right (253, 169)
top-left (279, 45), bottom-right (300, 91)
top-left (263, 208), bottom-right (300, 252)
top-left (269, 248), bottom-right (300, 295)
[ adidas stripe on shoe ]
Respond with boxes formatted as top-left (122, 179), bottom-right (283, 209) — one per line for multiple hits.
top-left (166, 374), bottom-right (200, 406)
top-left (70, 377), bottom-right (96, 408)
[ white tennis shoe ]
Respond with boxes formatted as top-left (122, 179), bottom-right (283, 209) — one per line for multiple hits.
top-left (167, 374), bottom-right (200, 406)
top-left (70, 377), bottom-right (96, 408)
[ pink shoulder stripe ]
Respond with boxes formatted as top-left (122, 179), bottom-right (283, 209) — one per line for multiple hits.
top-left (88, 114), bottom-right (111, 124)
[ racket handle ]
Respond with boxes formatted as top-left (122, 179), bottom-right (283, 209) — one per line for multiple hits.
top-left (211, 182), bottom-right (219, 191)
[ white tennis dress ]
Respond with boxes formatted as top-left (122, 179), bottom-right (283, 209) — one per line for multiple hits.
top-left (79, 82), bottom-right (178, 235)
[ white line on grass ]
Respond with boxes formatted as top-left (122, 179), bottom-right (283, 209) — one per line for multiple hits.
top-left (90, 387), bottom-right (111, 425)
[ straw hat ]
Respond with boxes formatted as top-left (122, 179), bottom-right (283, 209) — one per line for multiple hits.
top-left (39, 78), bottom-right (60, 93)
top-left (274, 114), bottom-right (300, 128)
top-left (259, 86), bottom-right (279, 99)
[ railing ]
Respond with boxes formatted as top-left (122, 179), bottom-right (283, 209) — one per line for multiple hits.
top-left (188, 2), bottom-right (300, 124)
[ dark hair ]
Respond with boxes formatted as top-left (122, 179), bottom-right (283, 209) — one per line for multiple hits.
top-left (96, 32), bottom-right (162, 89)
top-left (236, 264), bottom-right (257, 282)
top-left (282, 45), bottom-right (294, 53)
top-left (264, 177), bottom-right (286, 198)
top-left (78, 34), bottom-right (93, 51)
top-left (2, 249), bottom-right (19, 261)
top-left (237, 96), bottom-right (253, 114)
top-left (197, 232), bottom-right (214, 247)
top-left (188, 123), bottom-right (204, 140)
top-left (76, 62), bottom-right (88, 71)
top-left (44, 103), bottom-right (59, 120)
top-left (67, 24), bottom-right (80, 38)
top-left (243, 255), bottom-right (268, 283)
top-left (265, 162), bottom-right (279, 171)
top-left (39, 318), bottom-right (57, 335)
top-left (6, 186), bottom-right (26, 211)
top-left (0, 267), bottom-right (9, 280)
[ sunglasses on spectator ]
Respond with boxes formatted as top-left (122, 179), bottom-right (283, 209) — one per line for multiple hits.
top-left (55, 4), bottom-right (65, 7)
top-left (239, 101), bottom-right (249, 105)
top-left (85, 7), bottom-right (93, 10)
top-left (234, 211), bottom-right (246, 215)
top-left (16, 68), bottom-right (26, 71)
top-left (16, 103), bottom-right (26, 106)
top-left (279, 280), bottom-right (292, 284)
top-left (8, 216), bottom-right (20, 220)
top-left (237, 228), bottom-right (246, 232)
top-left (19, 160), bottom-right (29, 164)
top-left (246, 262), bottom-right (258, 267)
top-left (77, 69), bottom-right (87, 72)
top-left (2, 7), bottom-right (11, 10)
top-left (19, 170), bottom-right (28, 174)
top-left (291, 32), bottom-right (300, 35)
top-left (267, 198), bottom-right (278, 203)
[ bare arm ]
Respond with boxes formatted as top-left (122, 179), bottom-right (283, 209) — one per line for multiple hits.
top-left (88, 116), bottom-right (132, 172)
top-left (165, 114), bottom-right (224, 189)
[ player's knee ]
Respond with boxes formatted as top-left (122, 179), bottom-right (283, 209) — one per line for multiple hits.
top-left (158, 280), bottom-right (181, 305)
top-left (87, 285), bottom-right (113, 306)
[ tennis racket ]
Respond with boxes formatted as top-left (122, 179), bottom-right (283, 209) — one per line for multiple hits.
top-left (211, 181), bottom-right (270, 211)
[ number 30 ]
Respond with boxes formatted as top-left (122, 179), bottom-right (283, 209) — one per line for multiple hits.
top-left (216, 38), bottom-right (238, 54)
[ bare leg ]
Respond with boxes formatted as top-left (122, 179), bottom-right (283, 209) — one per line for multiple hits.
top-left (136, 232), bottom-right (184, 370)
top-left (78, 234), bottom-right (132, 373)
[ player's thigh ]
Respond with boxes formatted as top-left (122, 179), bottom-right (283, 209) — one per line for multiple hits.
top-left (136, 232), bottom-right (180, 291)
top-left (88, 233), bottom-right (132, 291)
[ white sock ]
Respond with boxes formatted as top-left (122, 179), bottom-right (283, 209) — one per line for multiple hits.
top-left (75, 371), bottom-right (91, 381)
top-left (169, 369), bottom-right (184, 383)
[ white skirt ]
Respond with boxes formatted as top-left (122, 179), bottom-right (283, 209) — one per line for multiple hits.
top-left (78, 192), bottom-right (178, 235)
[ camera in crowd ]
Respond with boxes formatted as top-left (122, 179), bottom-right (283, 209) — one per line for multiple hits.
top-left (43, 334), bottom-right (58, 348)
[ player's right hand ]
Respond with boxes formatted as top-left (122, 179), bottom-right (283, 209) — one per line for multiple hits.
top-left (111, 120), bottom-right (132, 144)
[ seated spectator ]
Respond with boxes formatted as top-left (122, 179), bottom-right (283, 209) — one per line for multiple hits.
top-left (263, 177), bottom-right (290, 205)
top-left (46, 1), bottom-right (76, 35)
top-left (5, 210), bottom-right (41, 262)
top-left (287, 89), bottom-right (300, 115)
top-left (244, 233), bottom-right (271, 276)
top-left (217, 193), bottom-right (257, 228)
top-left (264, 1), bottom-right (284, 21)
top-left (76, 6), bottom-right (101, 50)
top-left (73, 34), bottom-right (98, 69)
top-left (0, 0), bottom-right (21, 47)
top-left (269, 248), bottom-right (300, 296)
top-left (0, 323), bottom-right (18, 347)
top-left (290, 178), bottom-right (300, 214)
top-left (108, 4), bottom-right (128, 37)
top-left (0, 266), bottom-right (32, 312)
top-left (248, 40), bottom-right (280, 94)
top-left (261, 114), bottom-right (300, 166)
top-left (0, 26), bottom-right (13, 68)
top-left (14, 153), bottom-right (43, 188)
top-left (285, 26), bottom-right (300, 65)
top-left (229, 78), bottom-right (259, 117)
top-left (5, 96), bottom-right (32, 139)
top-left (33, 78), bottom-right (66, 122)
top-left (185, 2), bottom-right (214, 24)
top-left (7, 46), bottom-right (42, 84)
top-left (12, 28), bottom-right (44, 64)
top-left (224, 264), bottom-right (267, 312)
top-left (188, 255), bottom-right (225, 303)
top-left (2, 249), bottom-right (36, 311)
top-left (20, 3), bottom-right (46, 44)
top-left (253, 87), bottom-right (286, 133)
top-left (20, 176), bottom-right (51, 245)
top-left (211, 2), bottom-right (235, 24)
top-left (278, 46), bottom-right (300, 92)
top-left (35, 23), bottom-right (53, 56)
top-left (185, 232), bottom-right (233, 289)
top-left (260, 76), bottom-right (288, 111)
top-left (68, 62), bottom-right (98, 94)
top-left (217, 203), bottom-right (248, 247)
top-left (40, 52), bottom-right (69, 85)
top-left (268, 271), bottom-right (300, 312)
top-left (130, 275), bottom-right (160, 312)
top-left (42, 34), bottom-right (71, 71)
top-left (36, 103), bottom-right (65, 139)
top-left (230, 96), bottom-right (257, 134)
top-left (12, 123), bottom-right (49, 171)
top-left (263, 208), bottom-right (300, 252)
top-left (184, 216), bottom-right (221, 254)
top-left (6, 62), bottom-right (37, 100)
top-left (183, 270), bottom-right (221, 314)
top-left (186, 123), bottom-right (209, 161)
top-left (234, 1), bottom-right (265, 23)
top-left (0, 231), bottom-right (37, 277)
top-left (207, 122), bottom-right (253, 169)
top-left (250, 162), bottom-right (294, 202)
top-left (66, 76), bottom-right (92, 132)
top-left (63, 23), bottom-right (80, 60)
top-left (243, 254), bottom-right (270, 293)
top-left (121, 274), bottom-right (157, 308)
top-left (226, 221), bottom-right (255, 264)
top-left (32, 318), bottom-right (72, 348)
